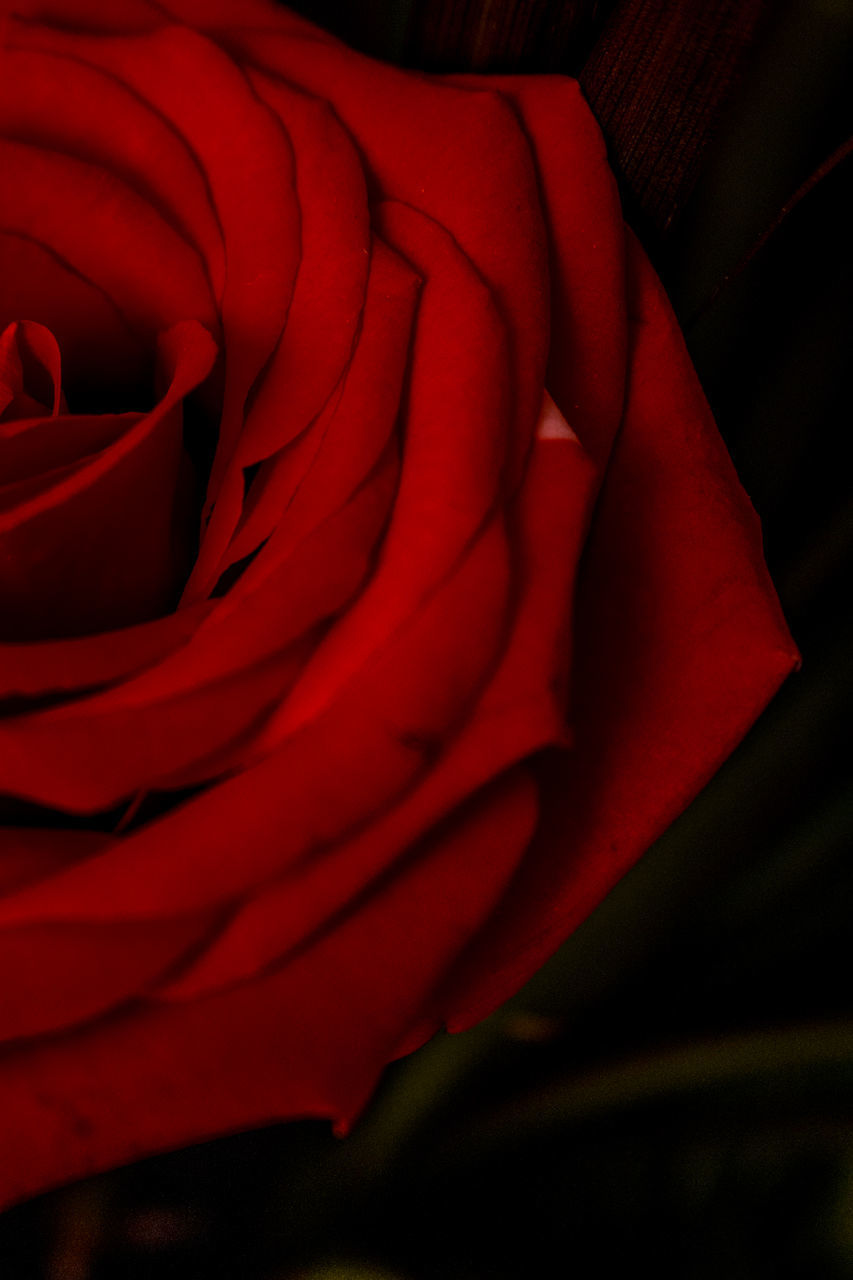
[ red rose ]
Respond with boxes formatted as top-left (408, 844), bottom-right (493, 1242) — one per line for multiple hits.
top-left (0, 0), bottom-right (797, 1207)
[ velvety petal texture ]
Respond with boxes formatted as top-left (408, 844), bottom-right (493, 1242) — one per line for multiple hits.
top-left (0, 0), bottom-right (798, 1210)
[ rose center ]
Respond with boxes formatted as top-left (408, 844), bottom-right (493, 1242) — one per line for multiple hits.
top-left (0, 320), bottom-right (206, 644)
top-left (0, 320), bottom-right (65, 423)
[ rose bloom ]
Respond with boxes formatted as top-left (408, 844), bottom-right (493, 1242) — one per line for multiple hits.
top-left (0, 0), bottom-right (797, 1207)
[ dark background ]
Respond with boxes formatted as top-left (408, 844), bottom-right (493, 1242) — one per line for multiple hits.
top-left (2, 1), bottom-right (852, 1275)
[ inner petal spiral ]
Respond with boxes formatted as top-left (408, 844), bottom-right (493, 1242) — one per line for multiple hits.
top-left (0, 320), bottom-right (216, 643)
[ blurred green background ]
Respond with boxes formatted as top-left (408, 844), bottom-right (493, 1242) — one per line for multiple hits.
top-left (1, 1), bottom-right (851, 1275)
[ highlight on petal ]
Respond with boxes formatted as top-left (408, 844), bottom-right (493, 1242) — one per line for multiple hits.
top-left (536, 390), bottom-right (579, 442)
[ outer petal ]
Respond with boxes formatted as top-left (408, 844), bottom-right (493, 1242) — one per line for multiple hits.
top-left (425, 236), bottom-right (800, 1030)
top-left (0, 768), bottom-right (539, 1210)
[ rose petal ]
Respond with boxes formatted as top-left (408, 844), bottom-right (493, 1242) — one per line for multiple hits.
top-left (91, 240), bottom-right (417, 721)
top-left (0, 320), bottom-right (215, 641)
top-left (0, 507), bottom-right (511, 917)
top-left (452, 73), bottom-right (629, 468)
top-left (2, 408), bottom-right (137, 488)
top-left (0, 137), bottom-right (217, 341)
top-left (156, 0), bottom-right (330, 35)
top-left (0, 231), bottom-right (147, 404)
top-left (223, 235), bottom-right (418, 571)
top-left (0, 320), bottom-right (62, 419)
top-left (191, 67), bottom-right (375, 586)
top-left (0, 767), bottom-right (538, 1209)
top-left (0, 645), bottom-right (307, 810)
top-left (233, 71), bottom-right (371, 470)
top-left (4, 0), bottom-right (159, 31)
top-left (0, 829), bottom-right (112, 897)
top-left (10, 0), bottom-right (323, 38)
top-left (0, 450), bottom-right (398, 807)
top-left (156, 421), bottom-right (596, 1000)
top-left (0, 396), bottom-right (591, 935)
top-left (0, 602), bottom-right (214, 701)
top-left (258, 200), bottom-right (510, 744)
top-left (0, 42), bottom-right (226, 301)
top-left (0, 3), bottom-right (800, 1220)
top-left (12, 21), bottom-right (302, 579)
top-left (424, 238), bottom-right (801, 1031)
top-left (210, 28), bottom-right (550, 483)
top-left (0, 911), bottom-right (216, 1044)
top-left (8, 238), bottom-right (416, 773)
